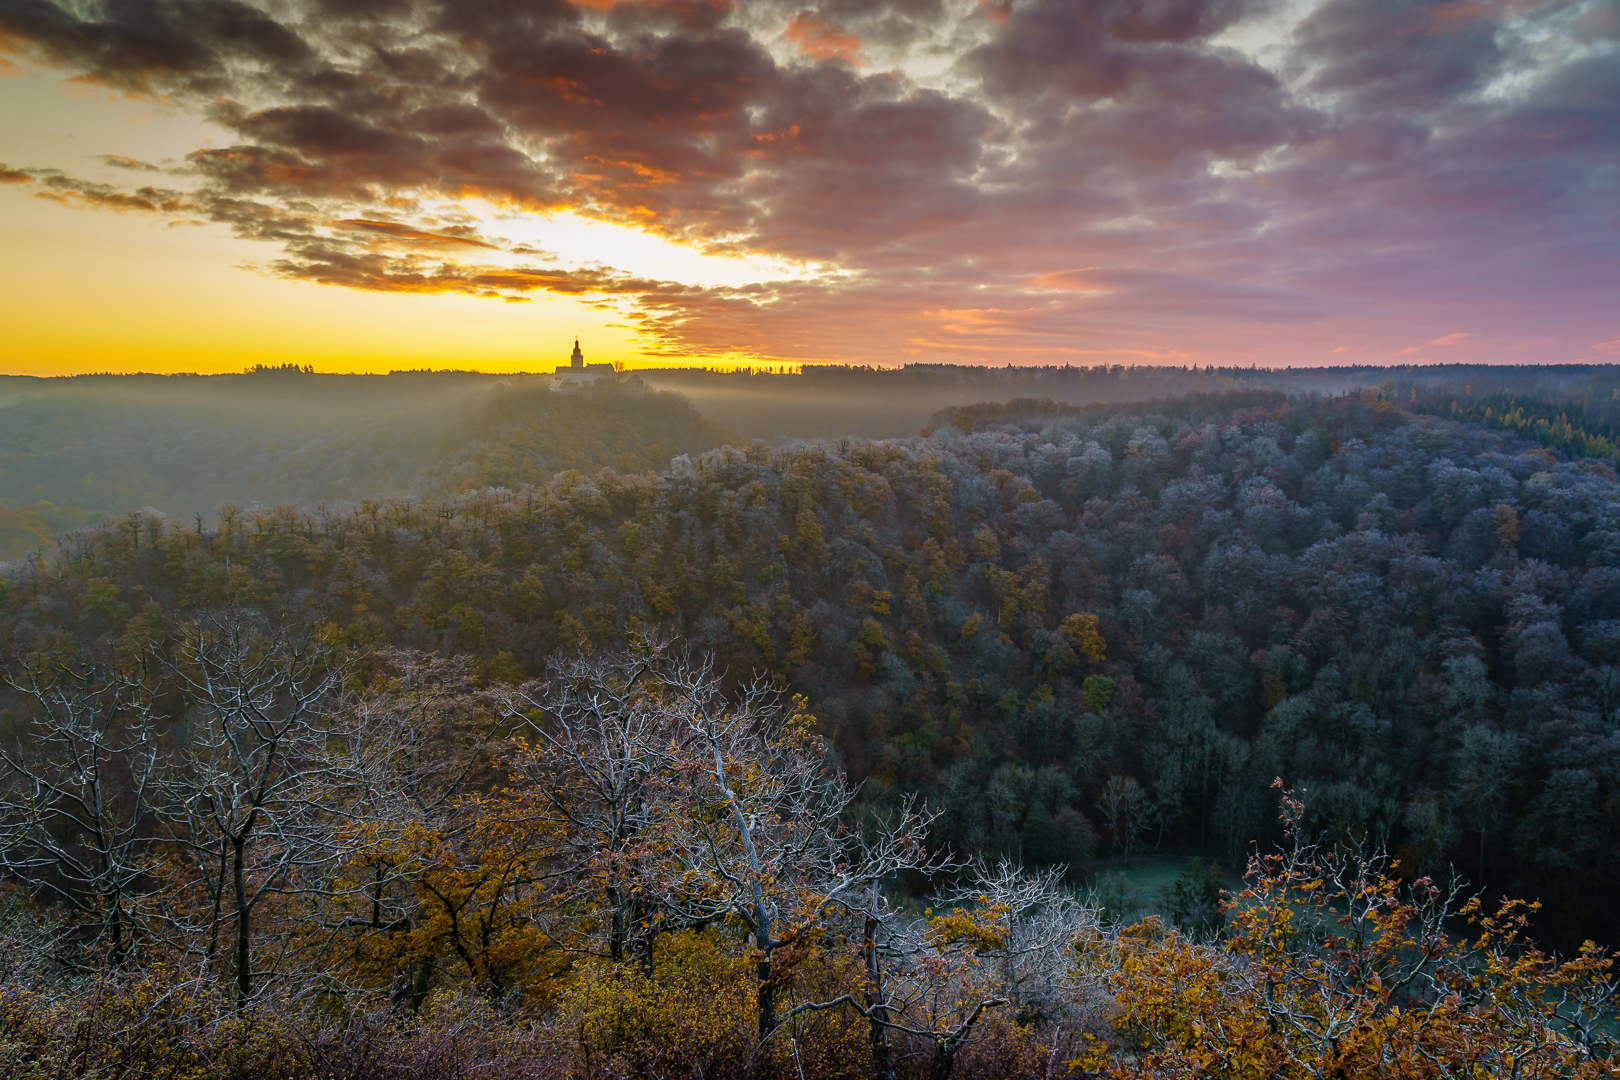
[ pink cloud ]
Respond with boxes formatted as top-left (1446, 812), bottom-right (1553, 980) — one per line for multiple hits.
top-left (1399, 332), bottom-right (1472, 356)
top-left (782, 13), bottom-right (863, 65)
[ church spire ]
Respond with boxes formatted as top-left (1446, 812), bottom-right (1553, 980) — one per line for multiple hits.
top-left (570, 338), bottom-right (584, 369)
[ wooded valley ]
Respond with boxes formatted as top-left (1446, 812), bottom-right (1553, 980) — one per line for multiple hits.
top-left (2, 373), bottom-right (1618, 1079)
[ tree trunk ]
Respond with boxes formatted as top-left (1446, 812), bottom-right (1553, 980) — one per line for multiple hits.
top-left (107, 903), bottom-right (127, 970)
top-left (757, 952), bottom-right (777, 1036)
top-left (205, 846), bottom-right (228, 973)
top-left (714, 734), bottom-right (775, 1038)
top-left (233, 839), bottom-right (251, 1007)
top-left (864, 912), bottom-right (894, 1080)
top-left (927, 1041), bottom-right (957, 1080)
top-left (636, 918), bottom-right (656, 979)
top-left (409, 954), bottom-right (436, 1013)
top-left (607, 887), bottom-right (626, 962)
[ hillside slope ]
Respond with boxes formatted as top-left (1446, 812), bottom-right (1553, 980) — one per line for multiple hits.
top-left (6, 389), bottom-right (1617, 945)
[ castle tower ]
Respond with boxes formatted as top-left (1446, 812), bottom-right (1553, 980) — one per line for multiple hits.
top-left (570, 339), bottom-right (584, 369)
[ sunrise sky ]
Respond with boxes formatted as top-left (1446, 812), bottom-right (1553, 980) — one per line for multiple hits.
top-left (1, 0), bottom-right (1617, 375)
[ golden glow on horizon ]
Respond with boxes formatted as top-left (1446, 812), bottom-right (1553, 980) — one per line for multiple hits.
top-left (0, 66), bottom-right (801, 376)
top-left (0, 191), bottom-right (656, 374)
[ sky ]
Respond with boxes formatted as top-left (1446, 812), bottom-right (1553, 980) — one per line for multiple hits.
top-left (0, 0), bottom-right (1616, 375)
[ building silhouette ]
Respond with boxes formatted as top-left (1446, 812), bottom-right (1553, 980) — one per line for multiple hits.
top-left (550, 340), bottom-right (645, 395)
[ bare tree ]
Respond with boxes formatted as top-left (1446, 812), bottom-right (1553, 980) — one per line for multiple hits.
top-left (671, 670), bottom-right (846, 1036)
top-left (781, 906), bottom-right (1008, 1080)
top-left (154, 610), bottom-right (345, 1006)
top-left (492, 636), bottom-right (696, 971)
top-left (782, 860), bottom-right (1089, 1080)
top-left (947, 859), bottom-right (1093, 1026)
top-left (310, 649), bottom-right (509, 1008)
top-left (500, 638), bottom-right (951, 1035)
top-left (0, 656), bottom-right (159, 970)
top-left (655, 653), bottom-right (949, 1037)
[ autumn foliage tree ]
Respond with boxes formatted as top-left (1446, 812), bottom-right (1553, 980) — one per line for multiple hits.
top-left (492, 638), bottom-right (696, 972)
top-left (497, 637), bottom-right (951, 1037)
top-left (311, 650), bottom-right (559, 1010)
top-left (1075, 783), bottom-right (1620, 1079)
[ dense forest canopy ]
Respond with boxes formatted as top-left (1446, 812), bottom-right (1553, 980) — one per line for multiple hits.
top-left (5, 367), bottom-right (1620, 1079)
top-left (5, 382), bottom-right (1618, 949)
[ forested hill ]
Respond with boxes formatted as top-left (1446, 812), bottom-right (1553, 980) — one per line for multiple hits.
top-left (4, 389), bottom-right (1620, 945)
top-left (7, 364), bottom-right (1619, 558)
top-left (0, 372), bottom-right (739, 556)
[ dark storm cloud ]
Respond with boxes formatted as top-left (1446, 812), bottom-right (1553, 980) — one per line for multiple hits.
top-left (1, 0), bottom-right (1615, 362)
top-left (962, 0), bottom-right (1269, 102)
top-left (0, 0), bottom-right (311, 95)
top-left (1292, 0), bottom-right (1512, 108)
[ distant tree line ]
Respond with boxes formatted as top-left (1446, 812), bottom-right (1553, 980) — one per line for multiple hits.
top-left (245, 363), bottom-right (317, 375)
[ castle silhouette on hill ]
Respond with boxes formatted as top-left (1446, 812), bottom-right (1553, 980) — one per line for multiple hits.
top-left (550, 339), bottom-right (643, 394)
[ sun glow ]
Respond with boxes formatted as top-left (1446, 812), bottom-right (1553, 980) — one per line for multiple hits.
top-left (484, 208), bottom-right (821, 290)
top-left (0, 66), bottom-right (823, 375)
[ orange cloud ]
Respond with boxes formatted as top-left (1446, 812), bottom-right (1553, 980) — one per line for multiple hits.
top-left (0, 29), bottom-right (28, 74)
top-left (336, 219), bottom-right (499, 248)
top-left (99, 154), bottom-right (161, 172)
top-left (783, 13), bottom-right (863, 65)
top-left (977, 0), bottom-right (1014, 25)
